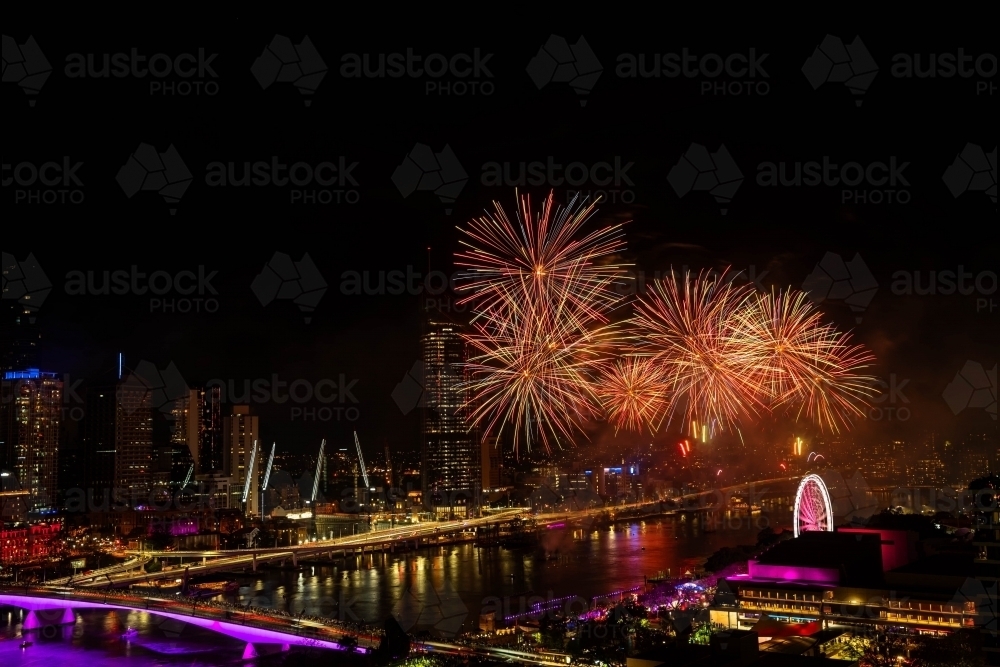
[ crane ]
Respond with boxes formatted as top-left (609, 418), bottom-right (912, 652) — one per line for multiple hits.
top-left (261, 442), bottom-right (276, 491)
top-left (259, 442), bottom-right (276, 519)
top-left (311, 439), bottom-right (326, 503)
top-left (242, 440), bottom-right (258, 504)
top-left (179, 464), bottom-right (194, 492)
top-left (354, 431), bottom-right (369, 489)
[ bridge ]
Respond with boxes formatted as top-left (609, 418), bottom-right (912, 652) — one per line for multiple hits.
top-left (0, 585), bottom-right (376, 657)
top-left (55, 478), bottom-right (801, 589)
top-left (0, 585), bottom-right (579, 665)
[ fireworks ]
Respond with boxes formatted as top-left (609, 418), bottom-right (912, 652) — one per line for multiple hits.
top-left (629, 269), bottom-right (765, 435)
top-left (734, 289), bottom-right (877, 432)
top-left (455, 190), bottom-right (626, 326)
top-left (457, 192), bottom-right (627, 453)
top-left (626, 270), bottom-right (876, 435)
top-left (596, 356), bottom-right (669, 434)
top-left (453, 191), bottom-right (876, 449)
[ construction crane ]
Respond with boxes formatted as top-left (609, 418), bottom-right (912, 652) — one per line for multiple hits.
top-left (354, 431), bottom-right (370, 489)
top-left (311, 439), bottom-right (326, 503)
top-left (242, 440), bottom-right (258, 504)
top-left (259, 442), bottom-right (276, 519)
top-left (179, 464), bottom-right (194, 492)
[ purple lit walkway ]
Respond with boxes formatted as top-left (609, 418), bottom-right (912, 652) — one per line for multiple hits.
top-left (0, 588), bottom-right (367, 654)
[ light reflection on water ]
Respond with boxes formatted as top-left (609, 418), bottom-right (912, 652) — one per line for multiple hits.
top-left (0, 514), bottom-right (786, 663)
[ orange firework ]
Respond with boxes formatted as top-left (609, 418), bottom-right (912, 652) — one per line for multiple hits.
top-left (457, 192), bottom-right (627, 453)
top-left (596, 356), bottom-right (669, 434)
top-left (630, 269), bottom-right (765, 436)
top-left (455, 190), bottom-right (627, 328)
top-left (734, 289), bottom-right (877, 433)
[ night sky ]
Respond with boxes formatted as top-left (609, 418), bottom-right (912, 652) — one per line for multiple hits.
top-left (3, 14), bottom-right (996, 459)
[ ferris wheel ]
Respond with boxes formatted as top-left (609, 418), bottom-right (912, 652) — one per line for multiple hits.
top-left (793, 474), bottom-right (834, 538)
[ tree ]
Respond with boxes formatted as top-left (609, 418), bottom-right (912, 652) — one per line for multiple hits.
top-left (858, 633), bottom-right (910, 667)
top-left (910, 629), bottom-right (984, 667)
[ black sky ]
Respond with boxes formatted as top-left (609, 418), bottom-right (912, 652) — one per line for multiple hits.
top-left (3, 14), bottom-right (996, 458)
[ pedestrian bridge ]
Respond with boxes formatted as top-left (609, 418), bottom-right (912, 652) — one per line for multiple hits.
top-left (0, 587), bottom-right (370, 657)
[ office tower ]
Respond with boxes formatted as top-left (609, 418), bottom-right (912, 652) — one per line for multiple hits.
top-left (420, 317), bottom-right (479, 517)
top-left (0, 301), bottom-right (41, 373)
top-left (481, 435), bottom-right (501, 491)
top-left (0, 369), bottom-right (62, 510)
top-left (82, 376), bottom-right (152, 504)
top-left (199, 385), bottom-right (224, 473)
top-left (170, 389), bottom-right (201, 471)
top-left (114, 375), bottom-right (153, 496)
top-left (224, 405), bottom-right (260, 516)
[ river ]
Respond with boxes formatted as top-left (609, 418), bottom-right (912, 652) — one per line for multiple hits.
top-left (1, 511), bottom-right (788, 664)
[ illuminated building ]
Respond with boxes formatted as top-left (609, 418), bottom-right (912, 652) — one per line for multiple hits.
top-left (199, 385), bottom-right (224, 473)
top-left (420, 317), bottom-right (479, 517)
top-left (481, 435), bottom-right (501, 491)
top-left (720, 528), bottom-right (979, 636)
top-left (224, 405), bottom-right (260, 516)
top-left (0, 369), bottom-right (62, 510)
top-left (0, 520), bottom-right (61, 563)
top-left (170, 389), bottom-right (201, 470)
top-left (82, 373), bottom-right (152, 502)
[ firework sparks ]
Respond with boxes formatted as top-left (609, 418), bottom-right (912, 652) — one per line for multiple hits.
top-left (630, 269), bottom-right (764, 436)
top-left (734, 289), bottom-right (877, 433)
top-left (596, 356), bottom-right (670, 434)
top-left (455, 190), bottom-right (627, 326)
top-left (628, 271), bottom-right (876, 435)
top-left (457, 192), bottom-right (628, 453)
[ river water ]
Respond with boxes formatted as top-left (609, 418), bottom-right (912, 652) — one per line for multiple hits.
top-left (1, 512), bottom-right (788, 665)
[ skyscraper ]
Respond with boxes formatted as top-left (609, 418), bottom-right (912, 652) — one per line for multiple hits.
top-left (0, 301), bottom-right (41, 373)
top-left (199, 385), bottom-right (224, 473)
top-left (420, 317), bottom-right (479, 517)
top-left (0, 369), bottom-right (62, 510)
top-left (81, 375), bottom-right (153, 505)
top-left (114, 375), bottom-right (153, 497)
top-left (224, 405), bottom-right (260, 516)
top-left (170, 389), bottom-right (201, 471)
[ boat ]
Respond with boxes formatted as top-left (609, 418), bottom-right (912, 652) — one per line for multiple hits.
top-left (20, 641), bottom-right (33, 648)
top-left (120, 627), bottom-right (138, 639)
top-left (187, 580), bottom-right (239, 598)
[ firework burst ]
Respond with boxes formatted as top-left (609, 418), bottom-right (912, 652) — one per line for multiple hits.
top-left (596, 356), bottom-right (670, 434)
top-left (734, 289), bottom-right (877, 432)
top-left (626, 271), bottom-right (877, 436)
top-left (630, 269), bottom-right (765, 436)
top-left (457, 192), bottom-right (627, 453)
top-left (455, 191), bottom-right (627, 326)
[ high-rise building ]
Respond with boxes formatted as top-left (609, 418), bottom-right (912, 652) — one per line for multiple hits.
top-left (0, 302), bottom-right (41, 373)
top-left (481, 435), bottom-right (501, 491)
top-left (199, 385), bottom-right (224, 473)
top-left (170, 389), bottom-right (201, 471)
top-left (0, 369), bottom-right (61, 510)
top-left (420, 318), bottom-right (479, 516)
top-left (82, 376), bottom-right (153, 505)
top-left (114, 376), bottom-right (153, 497)
top-left (224, 405), bottom-right (260, 516)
